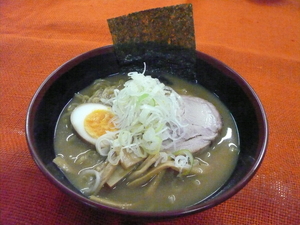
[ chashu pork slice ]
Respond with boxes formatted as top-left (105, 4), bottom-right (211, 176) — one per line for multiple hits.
top-left (164, 95), bottom-right (222, 153)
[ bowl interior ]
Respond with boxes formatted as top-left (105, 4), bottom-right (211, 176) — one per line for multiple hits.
top-left (26, 45), bottom-right (267, 219)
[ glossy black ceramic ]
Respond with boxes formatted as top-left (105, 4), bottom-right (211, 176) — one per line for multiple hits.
top-left (26, 45), bottom-right (268, 220)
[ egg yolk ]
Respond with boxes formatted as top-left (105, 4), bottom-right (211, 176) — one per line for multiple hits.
top-left (84, 110), bottom-right (116, 138)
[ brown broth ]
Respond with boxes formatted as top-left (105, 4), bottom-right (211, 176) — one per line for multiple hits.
top-left (54, 74), bottom-right (240, 211)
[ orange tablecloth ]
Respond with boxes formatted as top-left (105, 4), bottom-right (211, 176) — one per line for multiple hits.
top-left (1, 1), bottom-right (299, 224)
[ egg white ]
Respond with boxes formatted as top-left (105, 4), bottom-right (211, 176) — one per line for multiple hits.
top-left (70, 103), bottom-right (112, 145)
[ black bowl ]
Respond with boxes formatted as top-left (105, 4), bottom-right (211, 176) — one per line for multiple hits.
top-left (26, 45), bottom-right (268, 220)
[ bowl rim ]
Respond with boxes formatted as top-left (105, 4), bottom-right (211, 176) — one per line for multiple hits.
top-left (26, 45), bottom-right (268, 219)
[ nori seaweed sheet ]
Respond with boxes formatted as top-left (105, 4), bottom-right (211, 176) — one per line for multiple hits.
top-left (107, 4), bottom-right (196, 81)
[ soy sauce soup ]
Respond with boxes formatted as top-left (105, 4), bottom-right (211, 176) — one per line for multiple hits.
top-left (54, 74), bottom-right (239, 211)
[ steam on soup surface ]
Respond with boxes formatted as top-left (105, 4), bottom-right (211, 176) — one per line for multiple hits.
top-left (53, 73), bottom-right (239, 212)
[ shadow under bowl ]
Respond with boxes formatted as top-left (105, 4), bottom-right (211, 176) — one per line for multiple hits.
top-left (26, 45), bottom-right (268, 220)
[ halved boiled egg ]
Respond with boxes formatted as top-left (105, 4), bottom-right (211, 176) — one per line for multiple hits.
top-left (70, 103), bottom-right (117, 145)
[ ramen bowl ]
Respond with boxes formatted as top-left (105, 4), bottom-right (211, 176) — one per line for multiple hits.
top-left (26, 45), bottom-right (268, 220)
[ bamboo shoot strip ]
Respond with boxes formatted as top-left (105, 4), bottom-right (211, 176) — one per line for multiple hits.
top-left (145, 170), bottom-right (166, 196)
